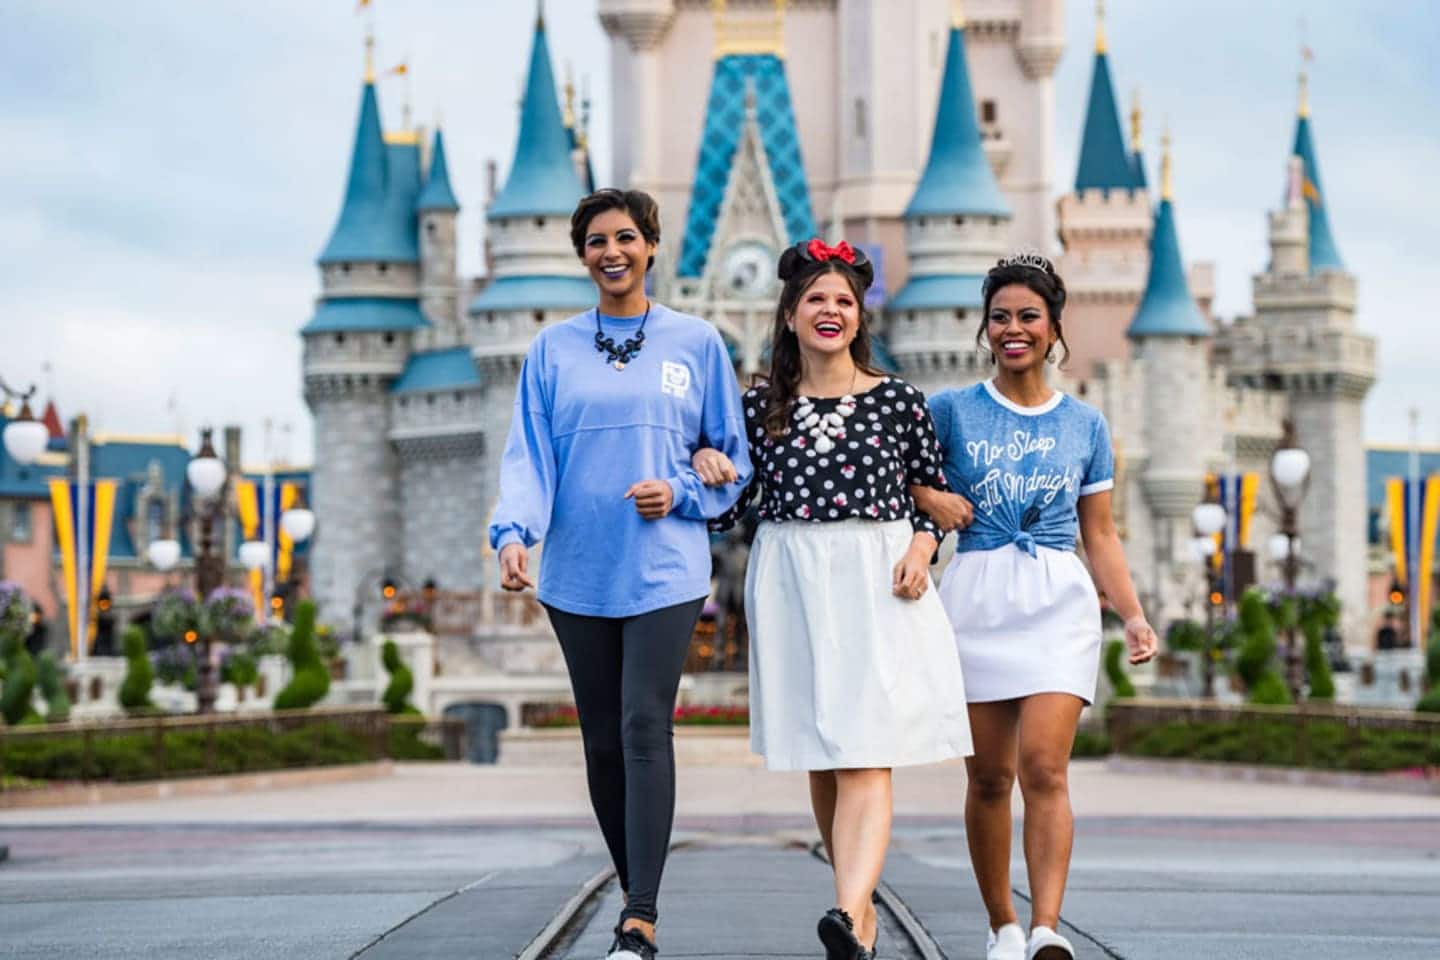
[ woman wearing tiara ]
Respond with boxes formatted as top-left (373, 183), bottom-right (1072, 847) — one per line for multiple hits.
top-left (490, 188), bottom-right (752, 960)
top-left (696, 238), bottom-right (972, 960)
top-left (910, 253), bottom-right (1157, 960)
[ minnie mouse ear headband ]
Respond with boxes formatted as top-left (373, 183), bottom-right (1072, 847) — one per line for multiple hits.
top-left (777, 238), bottom-right (875, 291)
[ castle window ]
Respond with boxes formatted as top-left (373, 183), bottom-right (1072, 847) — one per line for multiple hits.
top-left (535, 217), bottom-right (546, 228)
top-left (9, 501), bottom-right (32, 543)
top-left (334, 333), bottom-right (346, 345)
top-left (427, 394), bottom-right (436, 405)
top-left (981, 100), bottom-right (997, 125)
top-left (383, 332), bottom-right (395, 346)
top-left (954, 309), bottom-right (966, 322)
top-left (399, 397), bottom-right (408, 408)
top-left (378, 263), bottom-right (388, 274)
top-left (454, 392), bottom-right (464, 403)
top-left (341, 262), bottom-right (351, 274)
top-left (854, 98), bottom-right (867, 138)
top-left (426, 220), bottom-right (436, 236)
top-left (533, 310), bottom-right (545, 325)
top-left (954, 216), bottom-right (965, 226)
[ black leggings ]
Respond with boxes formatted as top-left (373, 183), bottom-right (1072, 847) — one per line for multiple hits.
top-left (545, 597), bottom-right (704, 926)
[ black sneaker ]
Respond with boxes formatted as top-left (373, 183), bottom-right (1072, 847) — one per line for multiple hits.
top-left (605, 924), bottom-right (657, 960)
top-left (817, 908), bottom-right (862, 960)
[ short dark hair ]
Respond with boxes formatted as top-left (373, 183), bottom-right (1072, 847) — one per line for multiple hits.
top-left (570, 188), bottom-right (661, 271)
top-left (976, 256), bottom-right (1071, 367)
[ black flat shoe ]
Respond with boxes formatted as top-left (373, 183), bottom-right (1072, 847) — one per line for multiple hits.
top-left (605, 924), bottom-right (657, 960)
top-left (817, 908), bottom-right (862, 960)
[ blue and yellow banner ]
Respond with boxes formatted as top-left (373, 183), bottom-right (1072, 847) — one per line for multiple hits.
top-left (235, 479), bottom-right (302, 620)
top-left (1387, 475), bottom-right (1440, 633)
top-left (48, 478), bottom-right (118, 659)
top-left (1203, 472), bottom-right (1260, 580)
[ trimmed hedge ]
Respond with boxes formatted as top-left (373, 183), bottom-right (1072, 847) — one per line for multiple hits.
top-left (274, 600), bottom-right (329, 710)
top-left (1103, 640), bottom-right (1135, 698)
top-left (2, 720), bottom-right (377, 783)
top-left (1119, 716), bottom-right (1439, 772)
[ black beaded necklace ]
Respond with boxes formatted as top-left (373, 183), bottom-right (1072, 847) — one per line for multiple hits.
top-left (593, 302), bottom-right (650, 371)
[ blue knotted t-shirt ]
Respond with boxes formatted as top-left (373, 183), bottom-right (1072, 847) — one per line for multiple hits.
top-left (928, 380), bottom-right (1114, 556)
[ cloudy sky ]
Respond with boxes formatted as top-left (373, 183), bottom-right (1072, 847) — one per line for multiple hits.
top-left (4, 0), bottom-right (1437, 466)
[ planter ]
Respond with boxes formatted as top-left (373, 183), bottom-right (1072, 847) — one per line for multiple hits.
top-left (498, 725), bottom-right (756, 768)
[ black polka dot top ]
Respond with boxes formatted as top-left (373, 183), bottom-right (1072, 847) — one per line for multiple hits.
top-left (710, 377), bottom-right (947, 539)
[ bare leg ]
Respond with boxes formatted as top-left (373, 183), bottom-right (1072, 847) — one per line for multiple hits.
top-left (964, 700), bottom-right (1022, 931)
top-left (1016, 693), bottom-right (1084, 931)
top-left (809, 770), bottom-right (838, 862)
top-left (829, 767), bottom-right (892, 948)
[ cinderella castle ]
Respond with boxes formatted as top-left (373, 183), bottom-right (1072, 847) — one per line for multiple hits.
top-left (301, 0), bottom-right (1375, 646)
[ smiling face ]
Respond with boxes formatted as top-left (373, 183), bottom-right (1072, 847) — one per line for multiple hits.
top-left (788, 270), bottom-right (861, 361)
top-left (986, 283), bottom-right (1057, 374)
top-left (581, 208), bottom-right (656, 305)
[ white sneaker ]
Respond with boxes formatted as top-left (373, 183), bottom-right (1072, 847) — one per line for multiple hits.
top-left (986, 922), bottom-right (1026, 960)
top-left (1026, 925), bottom-right (1075, 959)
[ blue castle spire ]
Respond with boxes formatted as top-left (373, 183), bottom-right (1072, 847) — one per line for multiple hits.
top-left (1075, 12), bottom-right (1142, 193)
top-left (1128, 140), bottom-right (1208, 339)
top-left (904, 21), bottom-right (1009, 218)
top-left (416, 129), bottom-right (460, 211)
top-left (488, 11), bottom-right (585, 220)
top-left (1291, 76), bottom-right (1343, 273)
top-left (318, 80), bottom-right (409, 263)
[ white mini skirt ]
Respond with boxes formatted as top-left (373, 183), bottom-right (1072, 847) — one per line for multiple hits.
top-left (744, 518), bottom-right (973, 771)
top-left (938, 544), bottom-right (1102, 705)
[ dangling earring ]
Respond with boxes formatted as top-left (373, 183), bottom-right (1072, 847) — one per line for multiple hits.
top-left (1045, 342), bottom-right (1058, 364)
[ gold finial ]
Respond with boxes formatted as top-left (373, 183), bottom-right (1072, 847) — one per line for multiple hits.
top-left (951, 0), bottom-right (966, 29)
top-left (1095, 0), bottom-right (1107, 54)
top-left (562, 62), bottom-right (576, 129)
top-left (1130, 88), bottom-right (1142, 152)
top-left (1297, 16), bottom-right (1313, 117)
top-left (364, 28), bottom-right (375, 83)
top-left (1159, 127), bottom-right (1173, 201)
top-left (536, 0), bottom-right (545, 30)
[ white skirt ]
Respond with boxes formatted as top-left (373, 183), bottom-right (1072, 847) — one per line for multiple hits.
top-left (745, 519), bottom-right (974, 771)
top-left (938, 544), bottom-right (1102, 705)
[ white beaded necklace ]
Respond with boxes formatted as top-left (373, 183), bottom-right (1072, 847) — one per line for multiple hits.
top-left (794, 370), bottom-right (860, 455)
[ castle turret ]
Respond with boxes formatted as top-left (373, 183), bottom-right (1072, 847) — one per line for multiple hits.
top-left (416, 128), bottom-right (462, 346)
top-left (886, 7), bottom-right (1010, 396)
top-left (467, 7), bottom-right (593, 579)
top-left (302, 40), bottom-right (427, 627)
top-left (1055, 2), bottom-right (1152, 381)
top-left (1224, 72), bottom-right (1375, 646)
top-left (1128, 137), bottom-right (1216, 623)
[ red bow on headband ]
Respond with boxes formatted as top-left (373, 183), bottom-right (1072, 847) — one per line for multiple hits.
top-left (807, 238), bottom-right (856, 265)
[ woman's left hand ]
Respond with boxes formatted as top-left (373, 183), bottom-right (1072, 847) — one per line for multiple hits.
top-left (1124, 615), bottom-right (1159, 665)
top-left (892, 544), bottom-right (932, 601)
top-left (625, 479), bottom-right (675, 519)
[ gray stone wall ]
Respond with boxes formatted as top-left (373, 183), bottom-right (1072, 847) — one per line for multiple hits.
top-left (1291, 391), bottom-right (1370, 645)
top-left (305, 386), bottom-right (403, 635)
top-left (399, 448), bottom-right (487, 592)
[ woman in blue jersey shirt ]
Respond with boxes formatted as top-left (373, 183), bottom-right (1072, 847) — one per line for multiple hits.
top-left (489, 188), bottom-right (752, 960)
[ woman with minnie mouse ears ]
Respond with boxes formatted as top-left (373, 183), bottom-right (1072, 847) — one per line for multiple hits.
top-left (696, 238), bottom-right (973, 960)
top-left (911, 252), bottom-right (1157, 960)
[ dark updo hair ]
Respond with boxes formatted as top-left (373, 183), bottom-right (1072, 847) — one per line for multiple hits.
top-left (977, 254), bottom-right (1071, 367)
top-left (759, 240), bottom-right (882, 439)
top-left (570, 188), bottom-right (661, 271)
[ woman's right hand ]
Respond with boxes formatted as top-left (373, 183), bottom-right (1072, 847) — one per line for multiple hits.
top-left (692, 448), bottom-right (739, 487)
top-left (910, 486), bottom-right (975, 533)
top-left (499, 543), bottom-right (535, 592)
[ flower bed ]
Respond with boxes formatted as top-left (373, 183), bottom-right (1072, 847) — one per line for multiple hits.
top-left (525, 703), bottom-right (750, 728)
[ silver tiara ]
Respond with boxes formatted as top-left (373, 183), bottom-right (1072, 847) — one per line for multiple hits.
top-left (997, 249), bottom-right (1053, 272)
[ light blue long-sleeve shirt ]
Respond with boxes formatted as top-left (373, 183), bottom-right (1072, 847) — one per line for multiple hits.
top-left (489, 304), bottom-right (753, 617)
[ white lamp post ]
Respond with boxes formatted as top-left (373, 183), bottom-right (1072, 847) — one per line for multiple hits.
top-left (148, 539), bottom-right (181, 572)
top-left (1270, 419), bottom-right (1311, 699)
top-left (280, 507), bottom-right (316, 544)
top-left (238, 540), bottom-right (270, 572)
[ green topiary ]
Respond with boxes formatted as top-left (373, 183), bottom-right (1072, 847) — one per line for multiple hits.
top-left (1298, 593), bottom-right (1338, 701)
top-left (380, 640), bottom-right (418, 715)
top-left (118, 626), bottom-right (154, 712)
top-left (36, 652), bottom-right (70, 723)
top-left (1, 636), bottom-right (38, 726)
top-left (1426, 609), bottom-right (1440, 688)
top-left (1104, 639), bottom-right (1135, 699)
top-left (1233, 589), bottom-right (1276, 689)
top-left (1417, 686), bottom-right (1440, 714)
top-left (273, 600), bottom-right (329, 711)
top-left (1248, 671), bottom-right (1292, 705)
